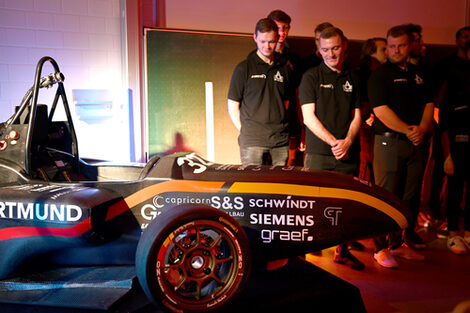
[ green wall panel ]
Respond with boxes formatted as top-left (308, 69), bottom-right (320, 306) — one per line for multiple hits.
top-left (145, 29), bottom-right (255, 163)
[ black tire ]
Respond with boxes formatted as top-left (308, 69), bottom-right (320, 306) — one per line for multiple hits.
top-left (135, 204), bottom-right (251, 313)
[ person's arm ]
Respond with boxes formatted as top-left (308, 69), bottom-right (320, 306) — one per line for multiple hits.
top-left (331, 108), bottom-right (361, 160)
top-left (373, 105), bottom-right (410, 134)
top-left (407, 102), bottom-right (435, 146)
top-left (301, 102), bottom-right (336, 146)
top-left (439, 80), bottom-right (453, 175)
top-left (295, 95), bottom-right (306, 151)
top-left (227, 99), bottom-right (241, 131)
top-left (369, 70), bottom-right (413, 136)
top-left (441, 129), bottom-right (454, 176)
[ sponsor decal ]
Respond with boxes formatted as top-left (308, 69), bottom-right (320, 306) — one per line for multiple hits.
top-left (5, 184), bottom-right (86, 200)
top-left (227, 182), bottom-right (408, 229)
top-left (249, 213), bottom-right (314, 227)
top-left (260, 228), bottom-right (313, 243)
top-left (213, 163), bottom-right (295, 172)
top-left (324, 207), bottom-right (342, 226)
top-left (7, 184), bottom-right (85, 194)
top-left (0, 201), bottom-right (83, 222)
top-left (215, 164), bottom-right (238, 171)
top-left (140, 204), bottom-right (162, 222)
top-left (207, 294), bottom-right (228, 308)
top-left (139, 195), bottom-right (244, 229)
top-left (211, 196), bottom-right (244, 211)
top-left (248, 195), bottom-right (315, 210)
top-left (0, 181), bottom-right (226, 241)
top-left (138, 193), bottom-right (319, 231)
top-left (247, 195), bottom-right (317, 244)
top-left (177, 153), bottom-right (213, 174)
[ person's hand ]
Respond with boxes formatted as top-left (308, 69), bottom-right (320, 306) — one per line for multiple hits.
top-left (299, 128), bottom-right (306, 152)
top-left (443, 155), bottom-right (455, 176)
top-left (406, 125), bottom-right (425, 146)
top-left (331, 139), bottom-right (351, 160)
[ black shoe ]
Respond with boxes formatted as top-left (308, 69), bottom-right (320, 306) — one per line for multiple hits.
top-left (347, 241), bottom-right (365, 251)
top-left (334, 247), bottom-right (365, 270)
top-left (404, 230), bottom-right (427, 249)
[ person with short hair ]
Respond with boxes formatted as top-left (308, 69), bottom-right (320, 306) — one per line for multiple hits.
top-left (438, 27), bottom-right (470, 254)
top-left (314, 22), bottom-right (335, 57)
top-left (301, 22), bottom-right (335, 73)
top-left (227, 18), bottom-right (291, 166)
top-left (356, 37), bottom-right (387, 182)
top-left (426, 26), bottom-right (470, 237)
top-left (300, 26), bottom-right (363, 270)
top-left (403, 23), bottom-right (426, 65)
top-left (368, 25), bottom-right (435, 268)
top-left (267, 9), bottom-right (304, 166)
top-left (267, 9), bottom-right (291, 54)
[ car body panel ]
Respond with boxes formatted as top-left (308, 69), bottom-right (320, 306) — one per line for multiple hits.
top-left (0, 57), bottom-right (411, 311)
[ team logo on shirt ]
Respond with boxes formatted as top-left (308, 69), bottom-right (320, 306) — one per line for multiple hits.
top-left (394, 78), bottom-right (408, 83)
top-left (343, 81), bottom-right (353, 92)
top-left (274, 71), bottom-right (284, 83)
top-left (414, 74), bottom-right (424, 85)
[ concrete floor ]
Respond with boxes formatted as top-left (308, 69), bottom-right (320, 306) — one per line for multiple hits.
top-left (307, 226), bottom-right (470, 313)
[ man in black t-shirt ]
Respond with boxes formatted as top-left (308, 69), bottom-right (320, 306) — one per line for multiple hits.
top-left (299, 26), bottom-right (363, 270)
top-left (299, 27), bottom-right (362, 174)
top-left (267, 10), bottom-right (304, 166)
top-left (228, 18), bottom-right (291, 165)
top-left (368, 25), bottom-right (435, 268)
top-left (439, 29), bottom-right (470, 255)
top-left (426, 27), bottom-right (470, 231)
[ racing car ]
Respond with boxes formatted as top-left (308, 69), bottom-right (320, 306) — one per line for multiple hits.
top-left (0, 57), bottom-right (410, 313)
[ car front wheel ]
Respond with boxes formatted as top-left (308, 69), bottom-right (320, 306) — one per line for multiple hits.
top-left (135, 204), bottom-right (251, 312)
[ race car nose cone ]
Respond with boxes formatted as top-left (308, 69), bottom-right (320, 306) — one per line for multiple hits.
top-left (191, 255), bottom-right (204, 270)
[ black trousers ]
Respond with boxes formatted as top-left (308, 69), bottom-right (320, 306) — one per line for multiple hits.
top-left (372, 134), bottom-right (427, 250)
top-left (446, 141), bottom-right (470, 232)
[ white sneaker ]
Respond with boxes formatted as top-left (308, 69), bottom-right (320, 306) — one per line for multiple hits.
top-left (447, 236), bottom-right (467, 255)
top-left (391, 243), bottom-right (425, 261)
top-left (374, 249), bottom-right (398, 268)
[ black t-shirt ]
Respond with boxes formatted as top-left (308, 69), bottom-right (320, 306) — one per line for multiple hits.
top-left (431, 52), bottom-right (458, 102)
top-left (368, 61), bottom-right (433, 135)
top-left (278, 44), bottom-right (303, 137)
top-left (299, 62), bottom-right (362, 155)
top-left (439, 56), bottom-right (470, 143)
top-left (228, 50), bottom-right (291, 148)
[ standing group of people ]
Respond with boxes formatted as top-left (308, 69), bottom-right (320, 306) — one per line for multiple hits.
top-left (227, 10), bottom-right (470, 269)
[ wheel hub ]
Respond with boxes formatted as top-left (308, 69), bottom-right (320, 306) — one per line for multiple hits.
top-left (191, 255), bottom-right (205, 270)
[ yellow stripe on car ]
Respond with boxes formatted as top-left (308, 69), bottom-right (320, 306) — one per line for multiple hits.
top-left (227, 182), bottom-right (407, 229)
